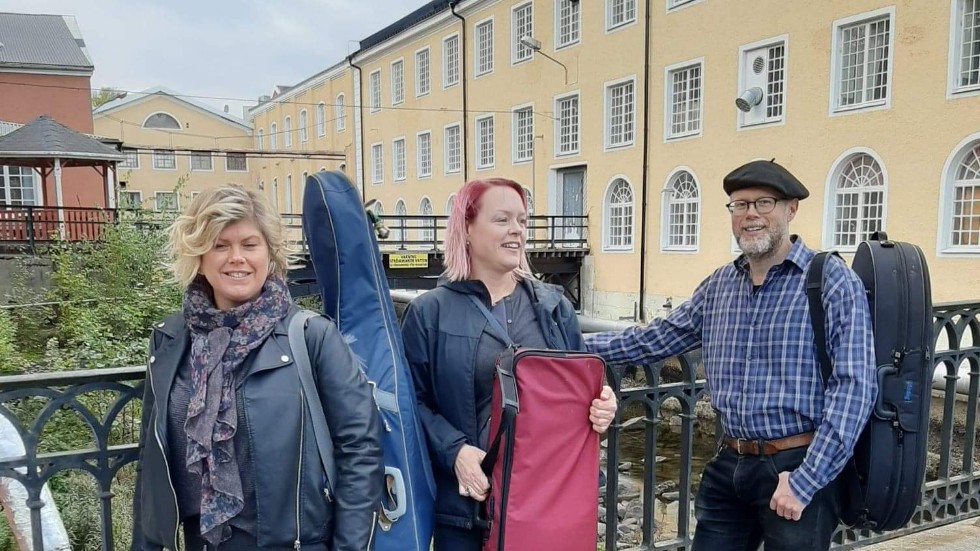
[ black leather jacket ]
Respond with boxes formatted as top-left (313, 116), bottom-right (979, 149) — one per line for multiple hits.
top-left (131, 307), bottom-right (383, 550)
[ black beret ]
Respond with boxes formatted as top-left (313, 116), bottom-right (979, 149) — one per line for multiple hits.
top-left (723, 159), bottom-right (809, 200)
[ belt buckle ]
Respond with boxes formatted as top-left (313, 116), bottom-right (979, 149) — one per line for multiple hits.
top-left (736, 438), bottom-right (747, 454)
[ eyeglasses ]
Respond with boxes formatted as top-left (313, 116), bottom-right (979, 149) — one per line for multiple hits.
top-left (725, 197), bottom-right (783, 214)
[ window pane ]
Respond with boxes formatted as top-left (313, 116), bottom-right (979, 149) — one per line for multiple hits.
top-left (833, 154), bottom-right (886, 246)
top-left (190, 151), bottom-right (212, 171)
top-left (557, 95), bottom-right (579, 154)
top-left (669, 65), bottom-right (701, 137)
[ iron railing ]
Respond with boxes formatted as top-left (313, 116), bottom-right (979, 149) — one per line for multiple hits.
top-left (0, 301), bottom-right (976, 550)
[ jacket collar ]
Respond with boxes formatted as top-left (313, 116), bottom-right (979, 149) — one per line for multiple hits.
top-left (439, 277), bottom-right (562, 313)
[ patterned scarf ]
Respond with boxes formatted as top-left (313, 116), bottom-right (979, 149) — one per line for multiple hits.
top-left (182, 274), bottom-right (291, 545)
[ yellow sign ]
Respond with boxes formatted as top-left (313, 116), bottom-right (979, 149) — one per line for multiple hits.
top-left (389, 253), bottom-right (429, 269)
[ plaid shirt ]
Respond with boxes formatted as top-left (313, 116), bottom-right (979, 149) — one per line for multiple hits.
top-left (585, 237), bottom-right (876, 506)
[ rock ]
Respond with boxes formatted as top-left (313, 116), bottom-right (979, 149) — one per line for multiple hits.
top-left (660, 397), bottom-right (682, 413)
top-left (597, 506), bottom-right (606, 519)
top-left (662, 491), bottom-right (680, 503)
top-left (618, 461), bottom-right (632, 472)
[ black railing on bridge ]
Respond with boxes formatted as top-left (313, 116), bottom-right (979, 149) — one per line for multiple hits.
top-left (1, 301), bottom-right (977, 550)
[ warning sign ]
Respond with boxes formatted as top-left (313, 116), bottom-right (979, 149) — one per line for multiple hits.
top-left (389, 253), bottom-right (429, 269)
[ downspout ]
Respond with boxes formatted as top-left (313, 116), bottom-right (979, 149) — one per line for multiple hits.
top-left (347, 53), bottom-right (366, 198)
top-left (450, 1), bottom-right (468, 181)
top-left (637, 0), bottom-right (653, 322)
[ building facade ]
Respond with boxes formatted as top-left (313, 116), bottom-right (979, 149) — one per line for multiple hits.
top-left (253, 0), bottom-right (980, 312)
top-left (93, 87), bottom-right (254, 212)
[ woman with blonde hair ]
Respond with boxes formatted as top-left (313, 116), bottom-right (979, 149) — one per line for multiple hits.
top-left (131, 184), bottom-right (382, 550)
top-left (400, 178), bottom-right (618, 550)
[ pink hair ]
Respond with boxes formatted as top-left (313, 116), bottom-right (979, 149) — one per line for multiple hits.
top-left (443, 178), bottom-right (533, 281)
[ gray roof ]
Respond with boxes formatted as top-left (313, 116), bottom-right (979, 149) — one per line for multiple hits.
top-left (0, 13), bottom-right (94, 72)
top-left (0, 115), bottom-right (124, 162)
top-left (94, 86), bottom-right (251, 130)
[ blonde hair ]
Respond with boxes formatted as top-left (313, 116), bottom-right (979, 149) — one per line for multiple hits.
top-left (166, 184), bottom-right (292, 287)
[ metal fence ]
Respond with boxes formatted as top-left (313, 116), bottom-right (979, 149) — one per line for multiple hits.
top-left (0, 301), bottom-right (977, 550)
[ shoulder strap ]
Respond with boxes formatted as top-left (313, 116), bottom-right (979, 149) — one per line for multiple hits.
top-left (288, 309), bottom-right (337, 493)
top-left (466, 294), bottom-right (514, 346)
top-left (806, 251), bottom-right (835, 384)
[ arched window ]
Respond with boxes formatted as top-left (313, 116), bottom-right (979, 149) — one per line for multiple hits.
top-left (256, 129), bottom-right (264, 150)
top-left (830, 153), bottom-right (886, 248)
top-left (299, 110), bottom-right (309, 143)
top-left (270, 123), bottom-right (278, 149)
top-left (662, 170), bottom-right (700, 251)
top-left (316, 102), bottom-right (326, 136)
top-left (604, 178), bottom-right (634, 250)
top-left (143, 112), bottom-right (181, 129)
top-left (446, 194), bottom-right (456, 213)
top-left (394, 199), bottom-right (408, 245)
top-left (373, 201), bottom-right (385, 215)
top-left (283, 117), bottom-right (292, 148)
top-left (942, 139), bottom-right (980, 251)
top-left (339, 162), bottom-right (347, 173)
top-left (419, 197), bottom-right (434, 245)
top-left (336, 94), bottom-right (347, 131)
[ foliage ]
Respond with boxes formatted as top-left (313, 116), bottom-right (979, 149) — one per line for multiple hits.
top-left (90, 86), bottom-right (122, 108)
top-left (0, 309), bottom-right (23, 374)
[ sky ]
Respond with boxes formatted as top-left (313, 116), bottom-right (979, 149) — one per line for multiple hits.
top-left (0, 0), bottom-right (430, 118)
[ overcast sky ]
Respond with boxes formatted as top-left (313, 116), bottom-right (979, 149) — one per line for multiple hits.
top-left (1, 0), bottom-right (428, 118)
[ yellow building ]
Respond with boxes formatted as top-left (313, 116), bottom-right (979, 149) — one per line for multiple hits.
top-left (247, 63), bottom-right (353, 215)
top-left (255, 0), bottom-right (980, 314)
top-left (93, 87), bottom-right (254, 211)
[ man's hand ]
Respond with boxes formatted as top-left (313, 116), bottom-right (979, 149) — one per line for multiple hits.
top-left (453, 444), bottom-right (490, 501)
top-left (769, 471), bottom-right (805, 521)
top-left (590, 385), bottom-right (618, 434)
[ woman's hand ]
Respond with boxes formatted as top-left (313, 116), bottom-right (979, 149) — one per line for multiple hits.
top-left (590, 385), bottom-right (618, 434)
top-left (453, 444), bottom-right (490, 501)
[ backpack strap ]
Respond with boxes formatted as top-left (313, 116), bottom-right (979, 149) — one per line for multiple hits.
top-left (806, 251), bottom-right (836, 384)
top-left (288, 309), bottom-right (337, 497)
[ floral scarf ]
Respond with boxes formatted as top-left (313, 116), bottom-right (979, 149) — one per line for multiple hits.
top-left (181, 274), bottom-right (291, 545)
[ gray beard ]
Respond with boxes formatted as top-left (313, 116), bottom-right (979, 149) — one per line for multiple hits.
top-left (737, 228), bottom-right (782, 259)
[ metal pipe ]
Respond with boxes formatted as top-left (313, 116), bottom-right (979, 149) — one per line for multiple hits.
top-left (637, 0), bottom-right (654, 323)
top-left (449, 1), bottom-right (468, 181)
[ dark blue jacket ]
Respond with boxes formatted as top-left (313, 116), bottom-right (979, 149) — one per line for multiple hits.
top-left (399, 278), bottom-right (583, 529)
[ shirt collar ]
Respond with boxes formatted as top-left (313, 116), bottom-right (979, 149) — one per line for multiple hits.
top-left (733, 234), bottom-right (812, 274)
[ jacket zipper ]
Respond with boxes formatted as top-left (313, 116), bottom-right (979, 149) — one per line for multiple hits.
top-left (295, 389), bottom-right (306, 550)
top-left (366, 510), bottom-right (378, 550)
top-left (147, 361), bottom-right (181, 551)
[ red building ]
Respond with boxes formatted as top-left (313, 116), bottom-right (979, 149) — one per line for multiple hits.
top-left (0, 12), bottom-right (105, 208)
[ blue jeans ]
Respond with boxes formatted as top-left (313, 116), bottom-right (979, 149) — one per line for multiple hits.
top-left (692, 445), bottom-right (840, 551)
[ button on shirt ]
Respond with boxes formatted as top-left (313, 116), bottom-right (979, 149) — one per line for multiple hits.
top-left (584, 237), bottom-right (876, 506)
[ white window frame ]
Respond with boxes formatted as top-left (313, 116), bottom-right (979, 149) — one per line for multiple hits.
top-left (270, 178), bottom-right (279, 210)
top-left (604, 75), bottom-right (637, 150)
top-left (269, 123), bottom-right (278, 149)
top-left (118, 190), bottom-right (142, 209)
top-left (142, 111), bottom-right (182, 130)
top-left (299, 109), bottom-right (309, 143)
top-left (415, 47), bottom-right (431, 97)
top-left (475, 114), bottom-right (496, 170)
top-left (821, 148), bottom-right (889, 251)
top-left (283, 116), bottom-right (293, 148)
top-left (948, 0), bottom-right (980, 98)
top-left (371, 142), bottom-right (384, 185)
top-left (394, 199), bottom-right (408, 242)
top-left (392, 137), bottom-right (407, 182)
top-left (316, 103), bottom-right (326, 137)
top-left (660, 167), bottom-right (701, 253)
top-left (0, 166), bottom-right (40, 206)
top-left (446, 194), bottom-right (456, 214)
top-left (606, 0), bottom-right (637, 32)
top-left (284, 174), bottom-right (294, 213)
top-left (445, 122), bottom-right (462, 174)
top-left (666, 0), bottom-right (703, 11)
top-left (555, 0), bottom-right (581, 50)
top-left (225, 153), bottom-right (248, 172)
top-left (475, 17), bottom-right (495, 77)
top-left (190, 151), bottom-right (213, 172)
top-left (512, 2), bottom-right (534, 65)
top-left (152, 149), bottom-right (177, 171)
top-left (391, 58), bottom-right (405, 105)
top-left (602, 176), bottom-right (636, 252)
top-left (369, 70), bottom-right (382, 112)
top-left (256, 129), bottom-right (264, 151)
top-left (120, 149), bottom-right (140, 169)
top-left (419, 197), bottom-right (435, 243)
top-left (335, 94), bottom-right (346, 131)
top-left (664, 58), bottom-right (704, 141)
top-left (154, 190), bottom-right (180, 212)
top-left (737, 35), bottom-right (788, 129)
top-left (512, 104), bottom-right (534, 164)
top-left (829, 7), bottom-right (895, 116)
top-left (443, 33), bottom-right (461, 88)
top-left (554, 91), bottom-right (581, 157)
top-left (417, 130), bottom-right (432, 179)
top-left (938, 132), bottom-right (980, 255)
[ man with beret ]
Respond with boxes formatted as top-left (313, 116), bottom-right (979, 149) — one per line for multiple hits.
top-left (585, 159), bottom-right (876, 550)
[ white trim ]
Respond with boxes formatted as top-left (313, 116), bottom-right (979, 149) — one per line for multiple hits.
top-left (0, 166), bottom-right (41, 206)
top-left (299, 109), bottom-right (309, 144)
top-left (392, 136), bottom-right (408, 182)
top-left (269, 123), bottom-right (278, 149)
top-left (663, 57), bottom-right (705, 142)
top-left (316, 102), bottom-right (327, 137)
top-left (283, 115), bottom-right (293, 148)
top-left (393, 198), bottom-right (408, 243)
top-left (511, 1), bottom-right (535, 66)
top-left (225, 152), bottom-right (248, 172)
top-left (141, 111), bottom-right (182, 130)
top-left (189, 151), bottom-right (214, 172)
top-left (335, 94), bottom-right (347, 131)
top-left (118, 189), bottom-right (143, 208)
top-left (351, 9), bottom-right (458, 64)
top-left (948, 0), bottom-right (980, 99)
top-left (821, 147), bottom-right (890, 251)
top-left (153, 190), bottom-right (180, 212)
top-left (442, 32), bottom-right (462, 89)
top-left (94, 86), bottom-right (249, 130)
top-left (474, 16), bottom-right (496, 78)
top-left (603, 74), bottom-right (638, 151)
top-left (390, 57), bottom-right (406, 106)
top-left (416, 129), bottom-right (433, 179)
top-left (370, 141), bottom-right (384, 185)
top-left (601, 175), bottom-right (636, 252)
top-left (119, 148), bottom-right (140, 170)
top-left (937, 131), bottom-right (980, 256)
top-left (415, 46), bottom-right (432, 98)
top-left (247, 61), bottom-right (348, 118)
top-left (660, 166), bottom-right (702, 253)
top-left (0, 66), bottom-right (92, 77)
top-left (828, 6), bottom-right (896, 117)
top-left (605, 0), bottom-right (639, 33)
top-left (475, 114), bottom-right (496, 170)
top-left (446, 193), bottom-right (457, 214)
top-left (554, 90), bottom-right (582, 157)
top-left (444, 122), bottom-right (463, 174)
top-left (554, 0), bottom-right (582, 50)
top-left (152, 149), bottom-right (178, 171)
top-left (665, 0), bottom-right (705, 12)
top-left (511, 102), bottom-right (535, 165)
top-left (735, 34), bottom-right (790, 131)
top-left (369, 69), bottom-right (383, 113)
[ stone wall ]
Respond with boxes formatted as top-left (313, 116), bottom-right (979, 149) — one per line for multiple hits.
top-left (0, 255), bottom-right (52, 304)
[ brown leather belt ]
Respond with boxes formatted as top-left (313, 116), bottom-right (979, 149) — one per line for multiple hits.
top-left (724, 432), bottom-right (814, 456)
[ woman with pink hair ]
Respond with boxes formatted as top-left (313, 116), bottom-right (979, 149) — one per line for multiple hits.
top-left (400, 178), bottom-right (617, 550)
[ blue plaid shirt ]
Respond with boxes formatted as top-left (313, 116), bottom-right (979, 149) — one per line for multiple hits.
top-left (585, 237), bottom-right (876, 506)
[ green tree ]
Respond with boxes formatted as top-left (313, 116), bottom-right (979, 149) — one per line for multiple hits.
top-left (91, 86), bottom-right (123, 108)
